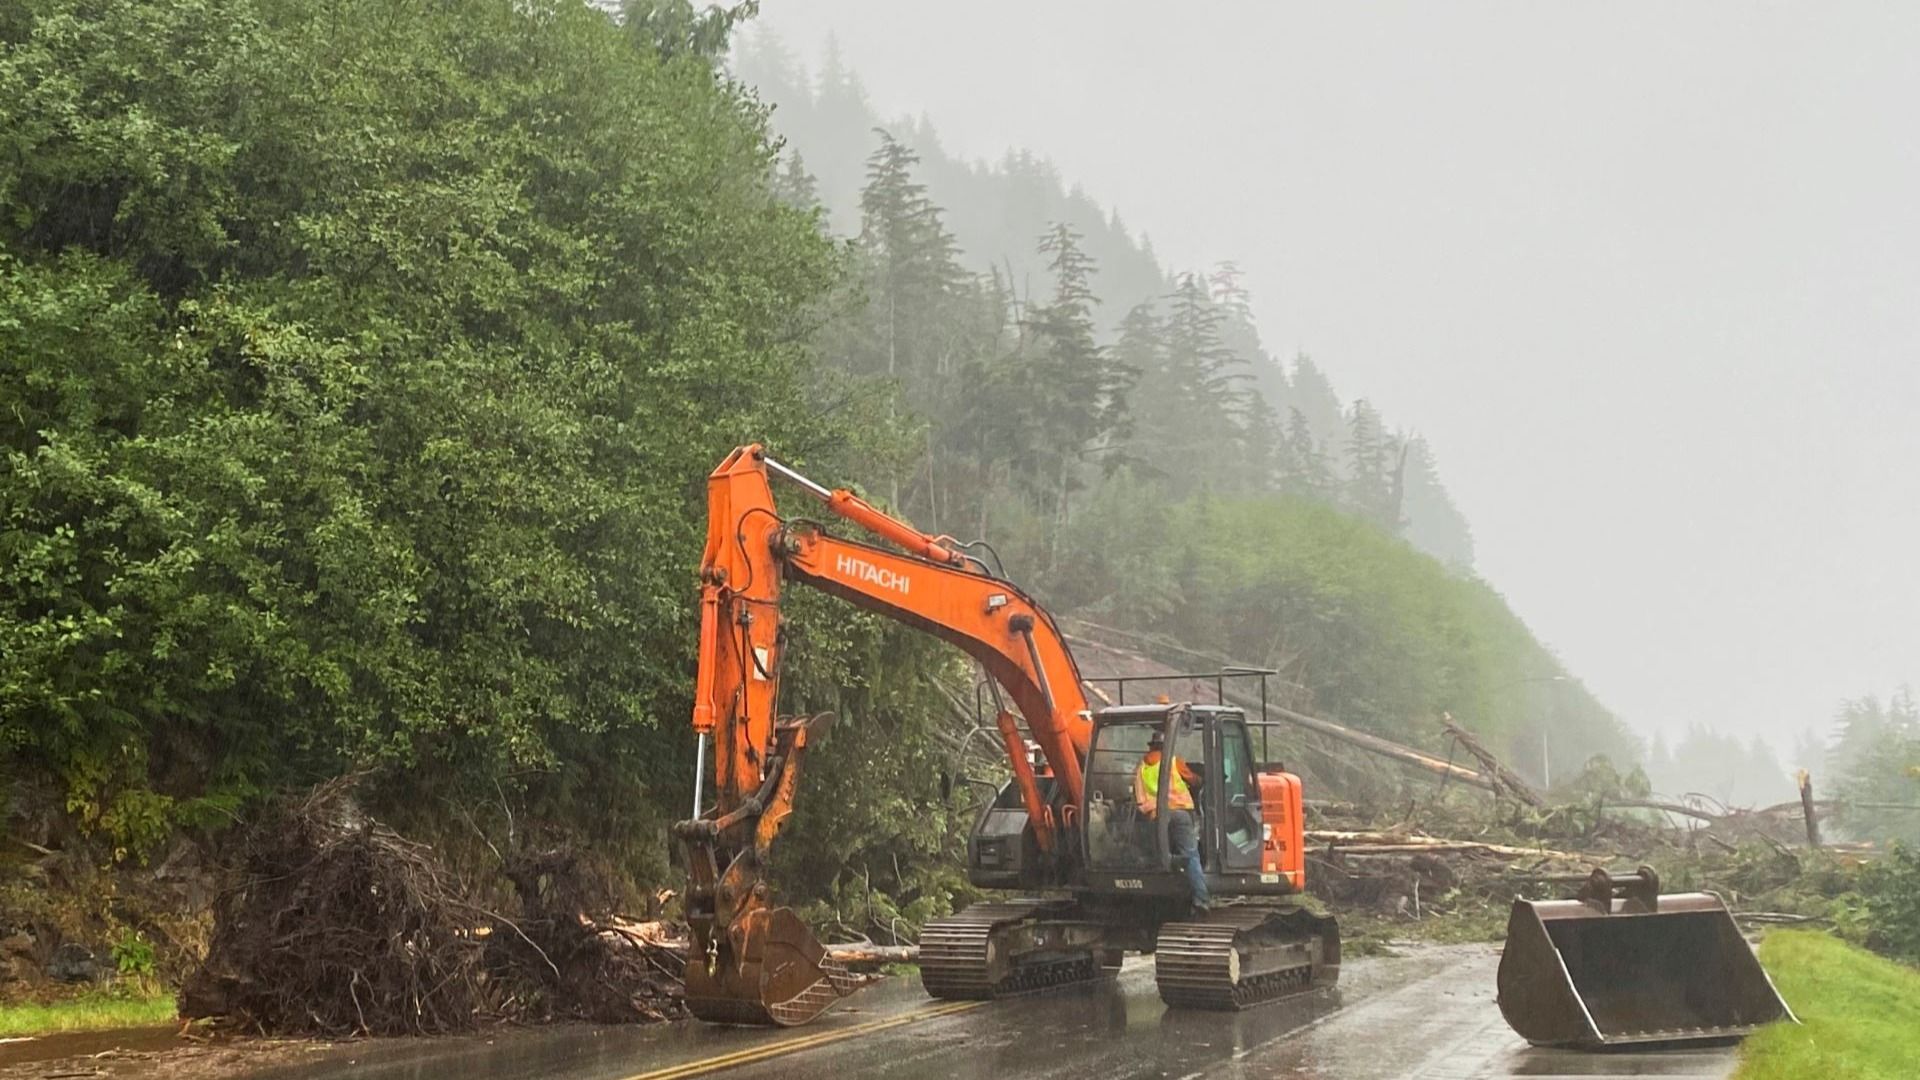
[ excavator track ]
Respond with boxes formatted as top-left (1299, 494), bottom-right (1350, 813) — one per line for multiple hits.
top-left (920, 900), bottom-right (1107, 1000)
top-left (1154, 904), bottom-right (1340, 1010)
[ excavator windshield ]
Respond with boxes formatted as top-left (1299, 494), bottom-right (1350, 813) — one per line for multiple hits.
top-left (1086, 723), bottom-right (1156, 870)
top-left (1084, 715), bottom-right (1209, 872)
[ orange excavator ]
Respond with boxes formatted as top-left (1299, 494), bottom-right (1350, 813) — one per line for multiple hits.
top-left (674, 445), bottom-right (1338, 1026)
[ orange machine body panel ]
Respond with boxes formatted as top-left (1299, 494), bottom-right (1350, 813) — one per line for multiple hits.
top-left (1255, 771), bottom-right (1307, 890)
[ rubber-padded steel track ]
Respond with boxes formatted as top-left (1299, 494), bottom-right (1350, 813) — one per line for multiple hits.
top-left (1155, 904), bottom-right (1338, 1010)
top-left (920, 900), bottom-right (1104, 1000)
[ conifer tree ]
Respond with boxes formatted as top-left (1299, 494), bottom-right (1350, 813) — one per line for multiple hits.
top-left (1281, 408), bottom-right (1336, 500)
top-left (1288, 354), bottom-right (1348, 467)
top-left (1015, 224), bottom-right (1135, 518)
top-left (1163, 273), bottom-right (1249, 426)
top-left (622, 0), bottom-right (759, 63)
top-left (1399, 436), bottom-right (1475, 568)
top-left (1343, 399), bottom-right (1400, 531)
top-left (773, 150), bottom-right (820, 211)
top-left (1123, 273), bottom-right (1250, 487)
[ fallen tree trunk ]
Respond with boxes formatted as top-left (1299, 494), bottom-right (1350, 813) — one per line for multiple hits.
top-left (1062, 626), bottom-right (1500, 794)
top-left (1306, 830), bottom-right (1589, 861)
top-left (1439, 713), bottom-right (1544, 806)
top-left (1601, 798), bottom-right (1725, 822)
top-left (605, 935), bottom-right (916, 971)
top-left (1736, 912), bottom-right (1824, 925)
top-left (1252, 703), bottom-right (1496, 791)
top-left (826, 945), bottom-right (919, 969)
top-left (1329, 844), bottom-right (1528, 856)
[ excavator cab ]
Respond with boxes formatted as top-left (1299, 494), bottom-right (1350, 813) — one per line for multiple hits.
top-left (1073, 685), bottom-right (1338, 1008)
top-left (1084, 707), bottom-right (1209, 884)
top-left (1082, 703), bottom-right (1307, 899)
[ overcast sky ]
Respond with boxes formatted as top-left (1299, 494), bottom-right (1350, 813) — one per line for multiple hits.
top-left (752, 2), bottom-right (1920, 757)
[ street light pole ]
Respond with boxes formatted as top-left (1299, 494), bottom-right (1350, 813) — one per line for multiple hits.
top-left (1490, 674), bottom-right (1567, 789)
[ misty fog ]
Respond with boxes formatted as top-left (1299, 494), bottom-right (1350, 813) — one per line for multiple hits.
top-left (746, 1), bottom-right (1920, 806)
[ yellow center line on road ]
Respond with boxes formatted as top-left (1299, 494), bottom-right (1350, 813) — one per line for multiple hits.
top-left (618, 999), bottom-right (989, 1080)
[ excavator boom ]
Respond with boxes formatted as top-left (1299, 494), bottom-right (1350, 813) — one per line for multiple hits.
top-left (678, 445), bottom-right (1092, 1025)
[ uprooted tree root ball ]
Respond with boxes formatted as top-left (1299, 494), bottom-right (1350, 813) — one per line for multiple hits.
top-left (497, 848), bottom-right (686, 1024)
top-left (180, 780), bottom-right (685, 1036)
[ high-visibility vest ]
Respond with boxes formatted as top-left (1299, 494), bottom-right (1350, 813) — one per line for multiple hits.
top-left (1136, 755), bottom-right (1194, 815)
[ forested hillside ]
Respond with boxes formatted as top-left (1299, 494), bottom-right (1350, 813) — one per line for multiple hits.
top-left (1, 0), bottom-right (1638, 945)
top-left (733, 31), bottom-right (1477, 571)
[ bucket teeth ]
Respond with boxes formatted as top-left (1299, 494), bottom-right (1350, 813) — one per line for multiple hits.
top-left (684, 907), bottom-right (858, 1027)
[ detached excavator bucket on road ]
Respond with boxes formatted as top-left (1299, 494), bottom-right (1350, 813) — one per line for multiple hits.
top-left (1497, 867), bottom-right (1794, 1048)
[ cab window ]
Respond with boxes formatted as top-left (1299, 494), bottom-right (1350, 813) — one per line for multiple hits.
top-left (1218, 719), bottom-right (1257, 847)
top-left (1084, 723), bottom-right (1159, 870)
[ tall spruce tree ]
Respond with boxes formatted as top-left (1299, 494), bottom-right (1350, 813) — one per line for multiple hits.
top-left (1343, 399), bottom-right (1401, 531)
top-left (1282, 407), bottom-right (1336, 500)
top-left (1400, 436), bottom-right (1475, 568)
top-left (854, 129), bottom-right (967, 392)
top-left (1126, 273), bottom-right (1251, 487)
top-left (773, 150), bottom-right (821, 211)
top-left (1289, 354), bottom-right (1348, 468)
top-left (1015, 224), bottom-right (1134, 524)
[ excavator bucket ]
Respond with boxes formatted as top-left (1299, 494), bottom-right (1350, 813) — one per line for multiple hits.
top-left (683, 906), bottom-right (865, 1026)
top-left (1497, 867), bottom-right (1795, 1047)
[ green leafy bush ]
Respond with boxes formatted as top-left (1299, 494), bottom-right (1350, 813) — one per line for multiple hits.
top-left (0, 0), bottom-right (852, 867)
top-left (111, 931), bottom-right (157, 980)
top-left (1841, 844), bottom-right (1920, 965)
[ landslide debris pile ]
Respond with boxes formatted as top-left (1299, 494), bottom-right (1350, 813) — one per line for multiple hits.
top-left (1300, 792), bottom-right (1853, 949)
top-left (180, 781), bottom-right (685, 1036)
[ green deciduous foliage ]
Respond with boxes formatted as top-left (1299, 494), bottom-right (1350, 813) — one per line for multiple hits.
top-left (1045, 486), bottom-right (1637, 772)
top-left (0, 0), bottom-right (854, 871)
top-left (1850, 843), bottom-right (1920, 965)
top-left (771, 595), bottom-right (975, 937)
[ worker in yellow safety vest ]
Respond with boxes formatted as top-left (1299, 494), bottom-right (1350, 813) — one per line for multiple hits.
top-left (1134, 730), bottom-right (1210, 910)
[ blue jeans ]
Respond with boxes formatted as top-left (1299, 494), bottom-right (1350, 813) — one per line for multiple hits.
top-left (1166, 809), bottom-right (1210, 905)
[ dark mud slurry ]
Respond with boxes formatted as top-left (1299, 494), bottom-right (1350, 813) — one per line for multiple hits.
top-left (0, 1023), bottom-right (185, 1068)
top-left (0, 1024), bottom-right (347, 1080)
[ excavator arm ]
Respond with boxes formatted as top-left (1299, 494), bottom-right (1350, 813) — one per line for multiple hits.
top-left (676, 444), bottom-right (1091, 1025)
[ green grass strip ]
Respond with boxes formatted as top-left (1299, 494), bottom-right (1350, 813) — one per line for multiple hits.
top-left (1737, 929), bottom-right (1920, 1080)
top-left (0, 993), bottom-right (178, 1038)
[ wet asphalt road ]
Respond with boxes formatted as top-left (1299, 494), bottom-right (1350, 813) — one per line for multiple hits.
top-left (255, 944), bottom-right (1737, 1080)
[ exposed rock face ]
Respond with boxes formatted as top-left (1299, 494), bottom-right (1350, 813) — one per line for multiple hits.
top-left (48, 942), bottom-right (100, 983)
